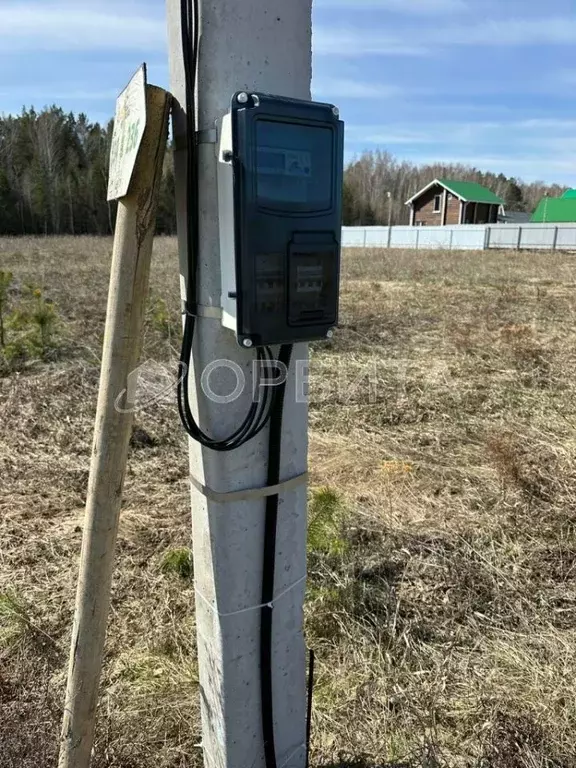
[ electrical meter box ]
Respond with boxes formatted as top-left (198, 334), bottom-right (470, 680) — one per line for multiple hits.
top-left (217, 92), bottom-right (344, 348)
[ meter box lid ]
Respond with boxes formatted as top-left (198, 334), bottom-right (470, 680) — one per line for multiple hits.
top-left (229, 92), bottom-right (344, 347)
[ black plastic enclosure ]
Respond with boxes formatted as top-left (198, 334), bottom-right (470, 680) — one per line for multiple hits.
top-left (230, 92), bottom-right (344, 347)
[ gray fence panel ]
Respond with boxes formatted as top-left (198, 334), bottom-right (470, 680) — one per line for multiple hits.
top-left (555, 227), bottom-right (576, 249)
top-left (519, 226), bottom-right (556, 249)
top-left (486, 226), bottom-right (520, 249)
top-left (389, 227), bottom-right (419, 248)
top-left (450, 227), bottom-right (487, 250)
top-left (342, 227), bottom-right (368, 247)
top-left (416, 228), bottom-right (453, 249)
top-left (364, 227), bottom-right (390, 247)
top-left (342, 224), bottom-right (576, 251)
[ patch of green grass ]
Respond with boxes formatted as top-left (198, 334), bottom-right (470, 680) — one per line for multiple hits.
top-left (307, 488), bottom-right (359, 641)
top-left (308, 486), bottom-right (348, 556)
top-left (0, 269), bottom-right (13, 349)
top-left (149, 295), bottom-right (175, 339)
top-left (160, 547), bottom-right (193, 579)
top-left (0, 593), bottom-right (30, 649)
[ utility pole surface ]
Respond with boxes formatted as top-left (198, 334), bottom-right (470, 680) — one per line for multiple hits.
top-left (166, 2), bottom-right (312, 768)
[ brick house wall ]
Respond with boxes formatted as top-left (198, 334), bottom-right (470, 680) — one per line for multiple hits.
top-left (413, 184), bottom-right (446, 226)
top-left (445, 193), bottom-right (461, 225)
top-left (411, 184), bottom-right (501, 226)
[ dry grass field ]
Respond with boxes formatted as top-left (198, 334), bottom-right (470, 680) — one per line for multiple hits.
top-left (3, 236), bottom-right (576, 767)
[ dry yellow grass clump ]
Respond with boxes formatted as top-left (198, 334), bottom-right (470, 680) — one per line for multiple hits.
top-left (2, 237), bottom-right (576, 767)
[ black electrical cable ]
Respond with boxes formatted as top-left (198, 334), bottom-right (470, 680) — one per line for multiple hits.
top-left (260, 343), bottom-right (293, 768)
top-left (305, 649), bottom-right (315, 768)
top-left (177, 0), bottom-right (276, 452)
top-left (177, 331), bottom-right (277, 451)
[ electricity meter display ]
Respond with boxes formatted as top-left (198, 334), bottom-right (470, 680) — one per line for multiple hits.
top-left (218, 92), bottom-right (344, 348)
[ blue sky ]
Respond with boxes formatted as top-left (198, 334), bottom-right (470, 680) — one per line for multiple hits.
top-left (1, 0), bottom-right (576, 184)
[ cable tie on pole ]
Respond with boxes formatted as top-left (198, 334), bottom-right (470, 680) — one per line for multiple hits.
top-left (197, 128), bottom-right (218, 144)
top-left (174, 128), bottom-right (217, 151)
top-left (279, 743), bottom-right (307, 768)
top-left (195, 574), bottom-right (306, 618)
top-left (190, 471), bottom-right (308, 503)
top-left (181, 301), bottom-right (222, 320)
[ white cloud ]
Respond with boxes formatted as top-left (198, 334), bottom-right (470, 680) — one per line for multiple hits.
top-left (0, 2), bottom-right (166, 52)
top-left (347, 120), bottom-right (503, 146)
top-left (315, 0), bottom-right (467, 12)
top-left (407, 152), bottom-right (576, 184)
top-left (313, 78), bottom-right (401, 99)
top-left (441, 17), bottom-right (576, 46)
top-left (315, 16), bottom-right (576, 58)
top-left (0, 88), bottom-right (119, 101)
top-left (313, 28), bottom-right (429, 56)
top-left (348, 127), bottom-right (431, 145)
top-left (346, 116), bottom-right (576, 183)
top-left (348, 118), bottom-right (576, 166)
top-left (517, 118), bottom-right (576, 131)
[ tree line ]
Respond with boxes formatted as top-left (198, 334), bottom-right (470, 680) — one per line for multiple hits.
top-left (343, 150), bottom-right (567, 226)
top-left (0, 107), bottom-right (568, 235)
top-left (0, 107), bottom-right (175, 236)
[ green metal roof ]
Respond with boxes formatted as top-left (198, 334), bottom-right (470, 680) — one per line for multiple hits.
top-left (531, 198), bottom-right (576, 223)
top-left (438, 179), bottom-right (504, 205)
top-left (561, 189), bottom-right (576, 199)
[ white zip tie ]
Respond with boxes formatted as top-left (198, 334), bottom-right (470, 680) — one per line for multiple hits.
top-left (279, 742), bottom-right (307, 768)
top-left (191, 471), bottom-right (308, 503)
top-left (197, 741), bottom-right (306, 767)
top-left (195, 574), bottom-right (307, 618)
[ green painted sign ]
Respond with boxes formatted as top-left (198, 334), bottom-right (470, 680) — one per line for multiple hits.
top-left (107, 64), bottom-right (147, 201)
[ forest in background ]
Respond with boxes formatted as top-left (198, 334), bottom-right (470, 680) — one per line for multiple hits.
top-left (0, 106), bottom-right (568, 235)
top-left (0, 107), bottom-right (175, 236)
top-left (344, 150), bottom-right (568, 226)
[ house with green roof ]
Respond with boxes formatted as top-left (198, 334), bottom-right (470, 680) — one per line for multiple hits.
top-left (531, 195), bottom-right (576, 223)
top-left (406, 178), bottom-right (504, 227)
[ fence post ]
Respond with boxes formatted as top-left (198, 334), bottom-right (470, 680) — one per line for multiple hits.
top-left (516, 226), bottom-right (523, 250)
top-left (448, 229), bottom-right (454, 250)
top-left (415, 228), bottom-right (420, 250)
top-left (484, 226), bottom-right (491, 250)
top-left (552, 226), bottom-right (559, 251)
top-left (387, 225), bottom-right (392, 249)
top-left (363, 229), bottom-right (367, 248)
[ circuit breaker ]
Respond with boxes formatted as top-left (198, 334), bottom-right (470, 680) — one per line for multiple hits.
top-left (217, 91), bottom-right (344, 348)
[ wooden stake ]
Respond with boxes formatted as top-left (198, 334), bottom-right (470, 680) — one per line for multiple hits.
top-left (58, 84), bottom-right (170, 768)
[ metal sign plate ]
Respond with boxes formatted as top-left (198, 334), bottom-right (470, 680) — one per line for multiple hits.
top-left (107, 64), bottom-right (147, 201)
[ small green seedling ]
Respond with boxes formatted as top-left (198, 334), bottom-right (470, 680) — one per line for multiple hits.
top-left (2, 285), bottom-right (60, 368)
top-left (308, 486), bottom-right (348, 556)
top-left (160, 547), bottom-right (193, 579)
top-left (0, 270), bottom-right (13, 348)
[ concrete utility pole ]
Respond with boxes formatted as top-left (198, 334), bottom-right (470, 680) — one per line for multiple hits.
top-left (59, 84), bottom-right (170, 768)
top-left (167, 2), bottom-right (311, 768)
